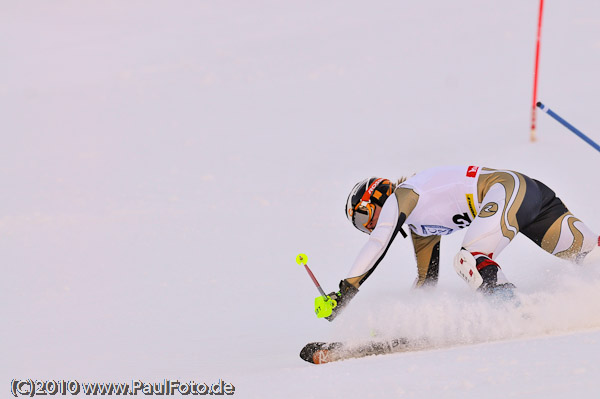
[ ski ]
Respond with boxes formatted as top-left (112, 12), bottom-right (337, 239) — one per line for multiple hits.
top-left (299, 337), bottom-right (418, 364)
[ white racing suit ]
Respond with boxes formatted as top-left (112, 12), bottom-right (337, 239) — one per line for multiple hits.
top-left (344, 165), bottom-right (599, 291)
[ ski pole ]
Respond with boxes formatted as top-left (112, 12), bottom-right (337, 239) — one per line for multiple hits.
top-left (296, 253), bottom-right (338, 318)
top-left (537, 102), bottom-right (600, 153)
top-left (296, 253), bottom-right (327, 298)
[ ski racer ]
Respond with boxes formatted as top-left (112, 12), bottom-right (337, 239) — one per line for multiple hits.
top-left (318, 165), bottom-right (600, 321)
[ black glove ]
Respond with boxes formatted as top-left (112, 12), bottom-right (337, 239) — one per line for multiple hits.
top-left (324, 280), bottom-right (359, 322)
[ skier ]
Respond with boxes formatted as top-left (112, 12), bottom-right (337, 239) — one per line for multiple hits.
top-left (318, 165), bottom-right (600, 321)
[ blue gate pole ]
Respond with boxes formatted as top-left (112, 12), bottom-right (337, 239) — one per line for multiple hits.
top-left (536, 101), bottom-right (600, 153)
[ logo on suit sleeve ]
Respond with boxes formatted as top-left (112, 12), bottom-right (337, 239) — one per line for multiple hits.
top-left (479, 202), bottom-right (499, 218)
top-left (466, 166), bottom-right (479, 178)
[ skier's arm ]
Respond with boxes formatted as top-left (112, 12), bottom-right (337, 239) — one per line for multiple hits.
top-left (324, 188), bottom-right (418, 321)
top-left (344, 187), bottom-right (419, 288)
top-left (410, 232), bottom-right (441, 288)
top-left (325, 216), bottom-right (402, 321)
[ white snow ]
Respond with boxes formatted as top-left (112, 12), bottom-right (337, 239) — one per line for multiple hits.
top-left (2, 1), bottom-right (600, 398)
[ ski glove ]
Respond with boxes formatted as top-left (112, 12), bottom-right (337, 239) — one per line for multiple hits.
top-left (314, 280), bottom-right (358, 322)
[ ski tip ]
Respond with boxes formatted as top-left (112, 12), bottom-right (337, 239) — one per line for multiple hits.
top-left (299, 343), bottom-right (319, 363)
top-left (300, 342), bottom-right (332, 364)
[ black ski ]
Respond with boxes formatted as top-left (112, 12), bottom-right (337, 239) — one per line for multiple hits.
top-left (300, 337), bottom-right (416, 364)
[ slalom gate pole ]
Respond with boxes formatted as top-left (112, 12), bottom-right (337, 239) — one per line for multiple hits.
top-left (296, 254), bottom-right (327, 297)
top-left (537, 102), bottom-right (600, 153)
top-left (530, 0), bottom-right (545, 142)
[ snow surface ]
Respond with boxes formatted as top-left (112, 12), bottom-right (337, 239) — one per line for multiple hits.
top-left (2, 1), bottom-right (600, 398)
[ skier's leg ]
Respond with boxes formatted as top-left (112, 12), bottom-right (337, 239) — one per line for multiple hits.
top-left (454, 184), bottom-right (514, 292)
top-left (539, 213), bottom-right (597, 263)
top-left (455, 172), bottom-right (541, 293)
top-left (519, 182), bottom-right (599, 264)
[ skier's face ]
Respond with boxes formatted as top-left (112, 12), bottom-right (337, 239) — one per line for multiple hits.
top-left (366, 205), bottom-right (382, 232)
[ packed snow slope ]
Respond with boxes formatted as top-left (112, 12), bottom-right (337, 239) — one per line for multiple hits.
top-left (2, 1), bottom-right (600, 398)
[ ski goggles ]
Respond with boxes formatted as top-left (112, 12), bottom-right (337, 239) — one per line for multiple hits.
top-left (351, 178), bottom-right (386, 233)
top-left (351, 201), bottom-right (376, 234)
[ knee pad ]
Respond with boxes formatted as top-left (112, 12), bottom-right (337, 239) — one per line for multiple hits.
top-left (454, 249), bottom-right (510, 291)
top-left (453, 249), bottom-right (484, 290)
